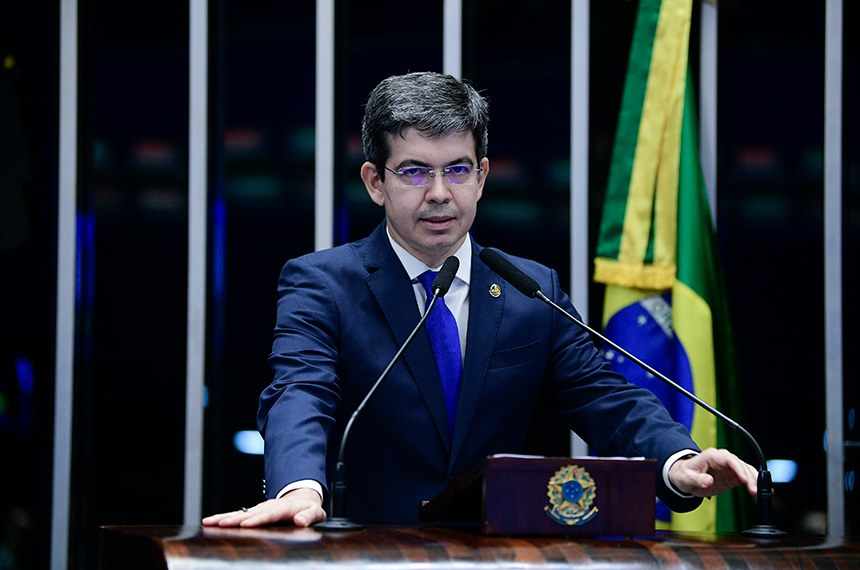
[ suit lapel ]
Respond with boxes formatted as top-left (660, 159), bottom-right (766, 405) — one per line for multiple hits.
top-left (362, 224), bottom-right (452, 449)
top-left (448, 243), bottom-right (504, 471)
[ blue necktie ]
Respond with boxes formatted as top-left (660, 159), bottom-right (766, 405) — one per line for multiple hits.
top-left (418, 271), bottom-right (462, 435)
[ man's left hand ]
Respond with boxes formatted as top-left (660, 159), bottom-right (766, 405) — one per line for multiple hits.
top-left (668, 448), bottom-right (758, 498)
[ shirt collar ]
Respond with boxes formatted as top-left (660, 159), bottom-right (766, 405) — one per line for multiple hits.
top-left (386, 225), bottom-right (472, 286)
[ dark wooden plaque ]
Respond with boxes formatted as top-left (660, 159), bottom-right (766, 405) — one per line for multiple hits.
top-left (421, 455), bottom-right (656, 536)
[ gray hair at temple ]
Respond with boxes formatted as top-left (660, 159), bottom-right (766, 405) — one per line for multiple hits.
top-left (361, 71), bottom-right (489, 179)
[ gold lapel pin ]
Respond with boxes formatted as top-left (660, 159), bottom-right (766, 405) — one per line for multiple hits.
top-left (489, 283), bottom-right (501, 298)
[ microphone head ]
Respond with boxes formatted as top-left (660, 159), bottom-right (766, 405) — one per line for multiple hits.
top-left (479, 248), bottom-right (541, 298)
top-left (432, 256), bottom-right (460, 297)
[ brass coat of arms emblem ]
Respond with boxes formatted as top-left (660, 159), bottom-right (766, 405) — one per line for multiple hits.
top-left (544, 464), bottom-right (599, 526)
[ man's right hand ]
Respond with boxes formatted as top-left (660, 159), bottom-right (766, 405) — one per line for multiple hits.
top-left (201, 488), bottom-right (326, 528)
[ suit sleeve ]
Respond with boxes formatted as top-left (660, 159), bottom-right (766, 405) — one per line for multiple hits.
top-left (258, 257), bottom-right (342, 499)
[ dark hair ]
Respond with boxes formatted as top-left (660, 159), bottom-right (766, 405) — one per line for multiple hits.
top-left (361, 72), bottom-right (489, 178)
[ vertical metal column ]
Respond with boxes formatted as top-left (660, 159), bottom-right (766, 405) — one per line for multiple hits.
top-left (52, 1), bottom-right (78, 567)
top-left (699, 0), bottom-right (718, 224)
top-left (569, 0), bottom-right (590, 457)
top-left (443, 0), bottom-right (462, 79)
top-left (824, 0), bottom-right (845, 538)
top-left (570, 0), bottom-right (589, 320)
top-left (315, 0), bottom-right (335, 251)
top-left (184, 0), bottom-right (208, 525)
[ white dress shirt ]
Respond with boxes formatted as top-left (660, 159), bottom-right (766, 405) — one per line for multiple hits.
top-left (386, 227), bottom-right (471, 360)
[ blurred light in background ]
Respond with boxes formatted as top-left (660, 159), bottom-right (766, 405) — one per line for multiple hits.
top-left (233, 430), bottom-right (264, 455)
top-left (769, 459), bottom-right (798, 484)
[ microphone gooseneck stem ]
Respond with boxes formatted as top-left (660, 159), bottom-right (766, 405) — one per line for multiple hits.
top-left (534, 291), bottom-right (767, 472)
top-left (336, 294), bottom-right (440, 467)
top-left (478, 247), bottom-right (780, 534)
top-left (533, 290), bottom-right (780, 535)
top-left (318, 255), bottom-right (460, 531)
top-left (319, 295), bottom-right (439, 530)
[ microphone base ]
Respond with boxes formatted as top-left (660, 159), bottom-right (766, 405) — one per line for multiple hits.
top-left (315, 517), bottom-right (363, 531)
top-left (741, 524), bottom-right (786, 538)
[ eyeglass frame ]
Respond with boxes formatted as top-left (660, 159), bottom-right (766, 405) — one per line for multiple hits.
top-left (382, 163), bottom-right (484, 187)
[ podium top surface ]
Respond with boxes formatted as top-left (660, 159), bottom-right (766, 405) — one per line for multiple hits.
top-left (100, 524), bottom-right (860, 570)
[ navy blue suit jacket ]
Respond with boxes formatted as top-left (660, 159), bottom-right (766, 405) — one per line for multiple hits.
top-left (258, 223), bottom-right (702, 523)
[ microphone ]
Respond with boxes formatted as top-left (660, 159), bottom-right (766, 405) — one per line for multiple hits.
top-left (316, 255), bottom-right (460, 531)
top-left (478, 247), bottom-right (781, 536)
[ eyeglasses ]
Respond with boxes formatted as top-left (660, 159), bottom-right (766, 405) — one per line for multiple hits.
top-left (384, 164), bottom-right (482, 188)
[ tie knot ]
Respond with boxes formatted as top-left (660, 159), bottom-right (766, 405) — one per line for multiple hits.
top-left (417, 271), bottom-right (438, 296)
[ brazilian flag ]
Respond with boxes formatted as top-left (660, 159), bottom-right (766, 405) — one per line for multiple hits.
top-left (594, 0), bottom-right (743, 532)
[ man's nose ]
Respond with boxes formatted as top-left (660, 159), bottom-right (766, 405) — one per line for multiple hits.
top-left (424, 172), bottom-right (452, 201)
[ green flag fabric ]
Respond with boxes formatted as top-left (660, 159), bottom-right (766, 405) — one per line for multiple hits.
top-left (594, 0), bottom-right (742, 532)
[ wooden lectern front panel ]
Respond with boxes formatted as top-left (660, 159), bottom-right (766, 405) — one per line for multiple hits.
top-left (100, 525), bottom-right (860, 570)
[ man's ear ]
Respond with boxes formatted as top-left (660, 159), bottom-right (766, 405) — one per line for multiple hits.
top-left (361, 162), bottom-right (385, 206)
top-left (476, 157), bottom-right (489, 201)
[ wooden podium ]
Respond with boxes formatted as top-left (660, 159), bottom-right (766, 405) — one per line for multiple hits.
top-left (420, 455), bottom-right (656, 536)
top-left (100, 525), bottom-right (860, 569)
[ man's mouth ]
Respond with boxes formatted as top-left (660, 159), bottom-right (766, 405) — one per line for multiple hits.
top-left (421, 215), bottom-right (454, 228)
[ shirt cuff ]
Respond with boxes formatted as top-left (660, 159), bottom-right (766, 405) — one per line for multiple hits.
top-left (662, 449), bottom-right (699, 498)
top-left (276, 479), bottom-right (324, 501)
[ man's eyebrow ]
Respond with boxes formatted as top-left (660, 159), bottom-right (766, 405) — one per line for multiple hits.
top-left (391, 159), bottom-right (431, 170)
top-left (445, 156), bottom-right (475, 166)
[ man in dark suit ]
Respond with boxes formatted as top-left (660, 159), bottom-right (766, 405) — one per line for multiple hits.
top-left (204, 71), bottom-right (757, 529)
